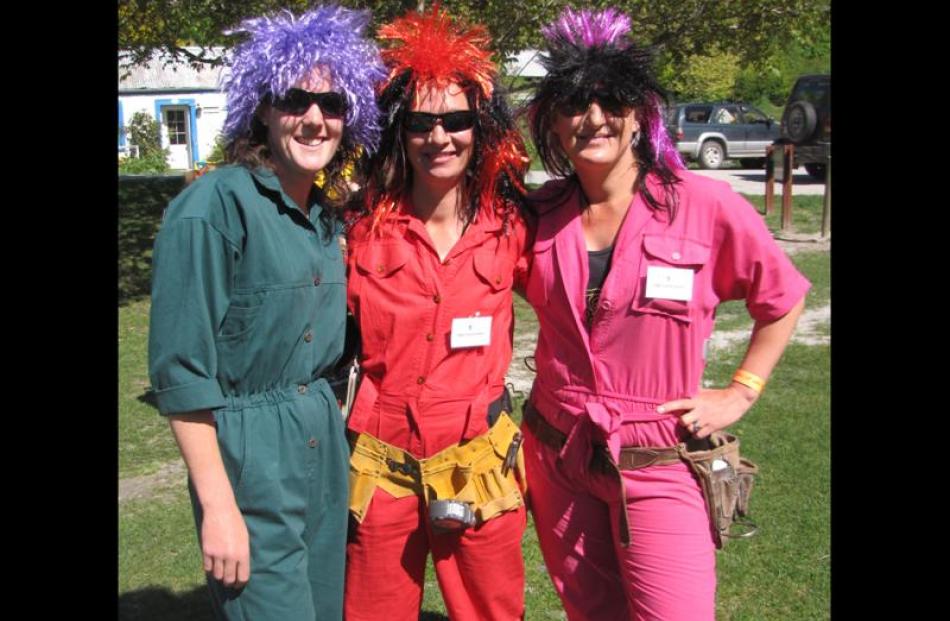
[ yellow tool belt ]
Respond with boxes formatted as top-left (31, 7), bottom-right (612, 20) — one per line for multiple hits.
top-left (348, 412), bottom-right (526, 524)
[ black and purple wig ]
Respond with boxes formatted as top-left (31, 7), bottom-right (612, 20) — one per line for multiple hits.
top-left (527, 7), bottom-right (685, 217)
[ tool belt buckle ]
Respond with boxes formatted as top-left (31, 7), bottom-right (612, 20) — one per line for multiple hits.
top-left (428, 499), bottom-right (476, 532)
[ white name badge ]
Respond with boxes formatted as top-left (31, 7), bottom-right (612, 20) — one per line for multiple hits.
top-left (450, 315), bottom-right (492, 349)
top-left (645, 266), bottom-right (694, 301)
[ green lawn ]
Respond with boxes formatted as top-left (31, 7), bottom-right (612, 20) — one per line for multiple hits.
top-left (745, 193), bottom-right (827, 236)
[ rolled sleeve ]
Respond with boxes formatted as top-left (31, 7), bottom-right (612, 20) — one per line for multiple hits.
top-left (148, 215), bottom-right (240, 416)
top-left (712, 194), bottom-right (811, 322)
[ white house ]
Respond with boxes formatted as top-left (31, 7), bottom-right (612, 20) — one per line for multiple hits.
top-left (119, 48), bottom-right (230, 170)
top-left (503, 49), bottom-right (547, 79)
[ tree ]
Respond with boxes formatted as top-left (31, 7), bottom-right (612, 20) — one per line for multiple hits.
top-left (119, 0), bottom-right (830, 78)
top-left (660, 48), bottom-right (741, 102)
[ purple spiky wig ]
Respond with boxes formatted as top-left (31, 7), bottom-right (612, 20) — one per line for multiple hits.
top-left (220, 5), bottom-right (386, 153)
top-left (528, 6), bottom-right (684, 178)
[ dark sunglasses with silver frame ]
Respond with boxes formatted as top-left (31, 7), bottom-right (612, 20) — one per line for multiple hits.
top-left (270, 88), bottom-right (348, 117)
top-left (403, 110), bottom-right (477, 133)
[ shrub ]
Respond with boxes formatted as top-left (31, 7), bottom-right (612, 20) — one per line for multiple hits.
top-left (120, 112), bottom-right (170, 174)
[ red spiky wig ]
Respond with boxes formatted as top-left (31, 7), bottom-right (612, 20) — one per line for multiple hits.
top-left (360, 4), bottom-right (529, 234)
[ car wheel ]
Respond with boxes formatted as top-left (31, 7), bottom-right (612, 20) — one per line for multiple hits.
top-left (804, 163), bottom-right (826, 180)
top-left (784, 101), bottom-right (818, 144)
top-left (699, 141), bottom-right (724, 169)
top-left (739, 158), bottom-right (766, 169)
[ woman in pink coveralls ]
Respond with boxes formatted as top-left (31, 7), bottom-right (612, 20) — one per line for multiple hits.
top-left (520, 8), bottom-right (810, 621)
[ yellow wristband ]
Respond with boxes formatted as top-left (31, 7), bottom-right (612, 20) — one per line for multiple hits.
top-left (732, 369), bottom-right (766, 395)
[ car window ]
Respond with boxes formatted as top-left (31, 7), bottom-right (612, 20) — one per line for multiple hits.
top-left (791, 78), bottom-right (830, 107)
top-left (684, 105), bottom-right (712, 123)
top-left (713, 106), bottom-right (738, 124)
top-left (740, 107), bottom-right (768, 124)
top-left (663, 106), bottom-right (677, 127)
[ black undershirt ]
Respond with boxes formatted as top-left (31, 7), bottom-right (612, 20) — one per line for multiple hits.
top-left (585, 245), bottom-right (614, 329)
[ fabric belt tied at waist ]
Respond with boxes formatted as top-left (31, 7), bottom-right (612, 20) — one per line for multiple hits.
top-left (523, 401), bottom-right (681, 546)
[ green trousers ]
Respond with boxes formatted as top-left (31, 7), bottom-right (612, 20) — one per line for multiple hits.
top-left (189, 380), bottom-right (350, 620)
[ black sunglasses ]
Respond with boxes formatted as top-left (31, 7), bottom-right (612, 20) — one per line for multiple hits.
top-left (404, 111), bottom-right (477, 133)
top-left (556, 90), bottom-right (629, 117)
top-left (271, 88), bottom-right (348, 117)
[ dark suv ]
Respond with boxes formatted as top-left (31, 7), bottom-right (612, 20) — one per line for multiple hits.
top-left (780, 74), bottom-right (830, 180)
top-left (666, 102), bottom-right (779, 169)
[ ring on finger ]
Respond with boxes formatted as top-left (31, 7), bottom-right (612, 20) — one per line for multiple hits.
top-left (691, 421), bottom-right (700, 434)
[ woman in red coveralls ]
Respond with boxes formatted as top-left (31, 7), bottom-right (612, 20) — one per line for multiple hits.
top-left (343, 7), bottom-right (532, 621)
top-left (520, 7), bottom-right (809, 621)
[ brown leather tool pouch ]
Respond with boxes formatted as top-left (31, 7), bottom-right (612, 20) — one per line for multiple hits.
top-left (678, 432), bottom-right (759, 549)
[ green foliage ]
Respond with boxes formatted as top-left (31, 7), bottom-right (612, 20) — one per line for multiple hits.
top-left (119, 176), bottom-right (186, 306)
top-left (733, 36), bottom-right (831, 108)
top-left (206, 134), bottom-right (227, 164)
top-left (127, 111), bottom-right (164, 159)
top-left (119, 150), bottom-right (172, 175)
top-left (119, 0), bottom-right (831, 80)
top-left (121, 112), bottom-right (171, 174)
top-left (661, 48), bottom-right (741, 102)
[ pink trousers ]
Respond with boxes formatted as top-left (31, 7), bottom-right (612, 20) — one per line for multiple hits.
top-left (523, 414), bottom-right (716, 621)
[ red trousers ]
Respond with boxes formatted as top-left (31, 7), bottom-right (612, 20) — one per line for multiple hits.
top-left (345, 398), bottom-right (526, 620)
top-left (344, 489), bottom-right (526, 620)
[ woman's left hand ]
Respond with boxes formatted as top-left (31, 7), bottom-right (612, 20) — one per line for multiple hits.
top-left (657, 385), bottom-right (758, 438)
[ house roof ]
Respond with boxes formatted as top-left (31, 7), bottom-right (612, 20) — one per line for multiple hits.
top-left (120, 46), bottom-right (549, 92)
top-left (119, 47), bottom-right (230, 92)
top-left (503, 49), bottom-right (547, 78)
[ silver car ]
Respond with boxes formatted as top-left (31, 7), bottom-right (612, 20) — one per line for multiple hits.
top-left (667, 103), bottom-right (780, 169)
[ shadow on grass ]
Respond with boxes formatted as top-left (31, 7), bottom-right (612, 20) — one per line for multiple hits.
top-left (119, 176), bottom-right (186, 307)
top-left (118, 586), bottom-right (212, 620)
top-left (118, 586), bottom-right (449, 621)
top-left (137, 389), bottom-right (158, 410)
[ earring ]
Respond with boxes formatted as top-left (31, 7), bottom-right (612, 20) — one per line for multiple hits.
top-left (631, 129), bottom-right (641, 148)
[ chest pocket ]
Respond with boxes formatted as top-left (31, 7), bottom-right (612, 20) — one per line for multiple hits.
top-left (473, 250), bottom-right (515, 293)
top-left (631, 235), bottom-right (710, 323)
top-left (524, 236), bottom-right (555, 308)
top-left (354, 242), bottom-right (411, 279)
top-left (318, 237), bottom-right (347, 285)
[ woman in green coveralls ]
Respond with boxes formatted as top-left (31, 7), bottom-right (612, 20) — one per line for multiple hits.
top-left (146, 7), bottom-right (384, 619)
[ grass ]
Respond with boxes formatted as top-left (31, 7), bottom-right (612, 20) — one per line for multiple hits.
top-left (704, 342), bottom-right (830, 620)
top-left (120, 297), bottom-right (182, 478)
top-left (744, 193), bottom-right (827, 236)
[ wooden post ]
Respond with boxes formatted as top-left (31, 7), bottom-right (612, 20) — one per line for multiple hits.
top-left (781, 144), bottom-right (794, 232)
top-left (764, 144), bottom-right (775, 215)
top-left (821, 153), bottom-right (831, 238)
